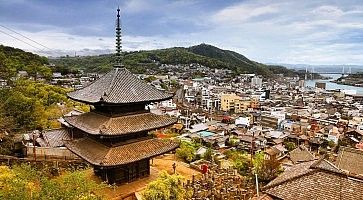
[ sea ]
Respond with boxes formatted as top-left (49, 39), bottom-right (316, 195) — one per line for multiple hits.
top-left (305, 74), bottom-right (363, 95)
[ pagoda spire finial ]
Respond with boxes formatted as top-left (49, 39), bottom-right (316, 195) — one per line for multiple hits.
top-left (115, 6), bottom-right (123, 67)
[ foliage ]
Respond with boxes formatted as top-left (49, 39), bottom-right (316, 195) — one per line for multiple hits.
top-left (0, 79), bottom-right (80, 132)
top-left (49, 44), bottom-right (297, 77)
top-left (0, 45), bottom-right (51, 81)
top-left (253, 152), bottom-right (282, 183)
top-left (175, 141), bottom-right (200, 163)
top-left (257, 158), bottom-right (282, 183)
top-left (160, 82), bottom-right (168, 90)
top-left (284, 141), bottom-right (296, 151)
top-left (228, 136), bottom-right (239, 146)
top-left (203, 148), bottom-right (213, 161)
top-left (252, 152), bottom-right (265, 175)
top-left (225, 149), bottom-right (251, 176)
top-left (0, 164), bottom-right (104, 200)
top-left (142, 171), bottom-right (189, 200)
top-left (225, 150), bottom-right (281, 182)
top-left (144, 76), bottom-right (157, 83)
top-left (327, 140), bottom-right (336, 148)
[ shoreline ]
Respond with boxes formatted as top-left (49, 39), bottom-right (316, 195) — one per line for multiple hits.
top-left (330, 80), bottom-right (363, 88)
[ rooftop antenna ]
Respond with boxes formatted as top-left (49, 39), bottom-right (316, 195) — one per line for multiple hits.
top-left (115, 6), bottom-right (123, 68)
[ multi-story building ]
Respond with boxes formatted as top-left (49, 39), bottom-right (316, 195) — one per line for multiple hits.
top-left (251, 76), bottom-right (263, 87)
top-left (221, 93), bottom-right (250, 113)
top-left (260, 114), bottom-right (279, 129)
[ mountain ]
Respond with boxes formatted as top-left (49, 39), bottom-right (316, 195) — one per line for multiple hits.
top-left (0, 45), bottom-right (50, 80)
top-left (50, 44), bottom-right (297, 77)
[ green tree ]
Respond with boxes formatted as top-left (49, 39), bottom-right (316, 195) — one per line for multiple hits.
top-left (142, 171), bottom-right (188, 200)
top-left (253, 152), bottom-right (281, 183)
top-left (203, 147), bottom-right (213, 161)
top-left (0, 79), bottom-right (76, 132)
top-left (284, 141), bottom-right (296, 151)
top-left (144, 76), bottom-right (157, 83)
top-left (175, 141), bottom-right (199, 163)
top-left (258, 158), bottom-right (282, 183)
top-left (0, 164), bottom-right (104, 200)
top-left (224, 149), bottom-right (251, 175)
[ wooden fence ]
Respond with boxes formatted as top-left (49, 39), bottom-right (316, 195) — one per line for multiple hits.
top-left (25, 146), bottom-right (80, 160)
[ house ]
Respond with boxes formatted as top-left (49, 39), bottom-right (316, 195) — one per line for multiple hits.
top-left (264, 159), bottom-right (363, 200)
top-left (265, 145), bottom-right (287, 160)
top-left (336, 147), bottom-right (363, 176)
top-left (188, 123), bottom-right (209, 134)
top-left (288, 145), bottom-right (315, 164)
top-left (235, 116), bottom-right (251, 127)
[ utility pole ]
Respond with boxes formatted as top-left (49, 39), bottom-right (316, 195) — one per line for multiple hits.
top-left (32, 131), bottom-right (36, 161)
top-left (255, 174), bottom-right (260, 197)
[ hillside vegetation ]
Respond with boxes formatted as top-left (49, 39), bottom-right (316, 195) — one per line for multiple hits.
top-left (50, 44), bottom-right (296, 77)
top-left (0, 46), bottom-right (90, 155)
top-left (0, 45), bottom-right (51, 81)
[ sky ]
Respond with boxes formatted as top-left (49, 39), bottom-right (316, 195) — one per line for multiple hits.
top-left (0, 0), bottom-right (363, 65)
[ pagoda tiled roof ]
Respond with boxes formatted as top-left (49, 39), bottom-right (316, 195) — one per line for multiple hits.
top-left (264, 159), bottom-right (363, 200)
top-left (336, 147), bottom-right (363, 176)
top-left (68, 68), bottom-right (173, 104)
top-left (65, 137), bottom-right (179, 166)
top-left (64, 111), bottom-right (177, 136)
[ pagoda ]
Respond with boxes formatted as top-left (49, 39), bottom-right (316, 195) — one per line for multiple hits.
top-left (64, 8), bottom-right (179, 183)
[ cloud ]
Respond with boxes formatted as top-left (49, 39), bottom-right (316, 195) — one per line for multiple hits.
top-left (212, 2), bottom-right (281, 25)
top-left (311, 5), bottom-right (344, 18)
top-left (0, 0), bottom-right (363, 65)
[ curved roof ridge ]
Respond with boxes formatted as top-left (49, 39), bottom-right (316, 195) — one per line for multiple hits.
top-left (105, 68), bottom-right (120, 97)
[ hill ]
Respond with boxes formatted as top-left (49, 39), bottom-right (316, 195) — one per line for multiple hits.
top-left (50, 44), bottom-right (296, 77)
top-left (0, 45), bottom-right (51, 80)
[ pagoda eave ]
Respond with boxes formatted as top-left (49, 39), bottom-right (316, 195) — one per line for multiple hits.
top-left (65, 137), bottom-right (179, 167)
top-left (64, 112), bottom-right (178, 136)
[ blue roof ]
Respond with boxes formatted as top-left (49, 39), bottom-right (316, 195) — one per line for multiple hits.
top-left (198, 131), bottom-right (215, 137)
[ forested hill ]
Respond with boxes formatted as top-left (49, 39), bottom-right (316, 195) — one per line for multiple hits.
top-left (50, 44), bottom-right (297, 77)
top-left (0, 45), bottom-right (51, 80)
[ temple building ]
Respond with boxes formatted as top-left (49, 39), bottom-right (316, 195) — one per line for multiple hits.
top-left (63, 8), bottom-right (179, 183)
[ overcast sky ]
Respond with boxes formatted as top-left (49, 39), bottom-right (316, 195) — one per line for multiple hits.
top-left (1, 0), bottom-right (363, 65)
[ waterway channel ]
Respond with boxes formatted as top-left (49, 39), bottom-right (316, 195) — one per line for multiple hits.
top-left (305, 74), bottom-right (363, 94)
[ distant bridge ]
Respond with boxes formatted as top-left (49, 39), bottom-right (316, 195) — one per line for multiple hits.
top-left (314, 72), bottom-right (350, 75)
top-left (304, 66), bottom-right (353, 79)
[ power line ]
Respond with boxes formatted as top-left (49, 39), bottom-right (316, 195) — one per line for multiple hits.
top-left (0, 24), bottom-right (53, 51)
top-left (0, 29), bottom-right (44, 51)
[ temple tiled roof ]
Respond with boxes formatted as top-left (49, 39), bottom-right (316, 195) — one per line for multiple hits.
top-left (65, 137), bottom-right (179, 166)
top-left (264, 159), bottom-right (363, 200)
top-left (64, 112), bottom-right (177, 136)
top-left (289, 145), bottom-right (315, 164)
top-left (42, 128), bottom-right (71, 147)
top-left (336, 147), bottom-right (363, 176)
top-left (68, 68), bottom-right (173, 104)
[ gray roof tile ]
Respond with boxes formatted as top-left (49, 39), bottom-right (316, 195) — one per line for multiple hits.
top-left (68, 68), bottom-right (173, 104)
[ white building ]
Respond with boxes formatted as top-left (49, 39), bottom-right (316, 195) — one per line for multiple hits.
top-left (251, 77), bottom-right (263, 87)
